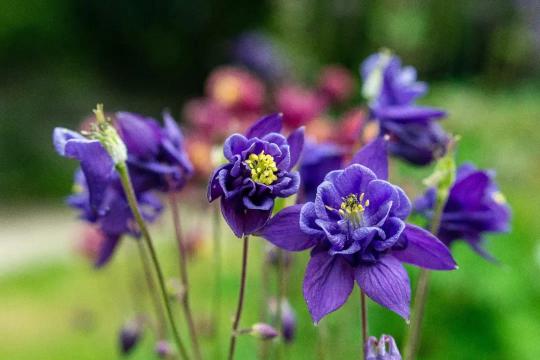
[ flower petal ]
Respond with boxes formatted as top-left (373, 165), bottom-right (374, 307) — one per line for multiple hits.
top-left (223, 134), bottom-right (249, 161)
top-left (303, 251), bottom-right (354, 323)
top-left (355, 256), bottom-right (410, 320)
top-left (94, 234), bottom-right (121, 268)
top-left (287, 126), bottom-right (305, 169)
top-left (332, 164), bottom-right (377, 197)
top-left (220, 197), bottom-right (272, 237)
top-left (392, 224), bottom-right (457, 270)
top-left (245, 113), bottom-right (283, 139)
top-left (256, 205), bottom-right (318, 251)
top-left (373, 105), bottom-right (446, 123)
top-left (53, 127), bottom-right (85, 156)
top-left (116, 112), bottom-right (161, 158)
top-left (350, 137), bottom-right (389, 180)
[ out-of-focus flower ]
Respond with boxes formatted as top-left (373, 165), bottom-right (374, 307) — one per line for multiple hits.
top-left (281, 299), bottom-right (297, 343)
top-left (365, 334), bottom-right (402, 360)
top-left (257, 138), bottom-right (456, 322)
top-left (415, 163), bottom-right (511, 260)
top-left (207, 114), bottom-right (304, 237)
top-left (250, 323), bottom-right (279, 340)
top-left (361, 51), bottom-right (449, 165)
top-left (155, 340), bottom-right (174, 359)
top-left (119, 317), bottom-right (144, 355)
top-left (75, 225), bottom-right (105, 263)
top-left (116, 111), bottom-right (193, 193)
top-left (185, 137), bottom-right (214, 179)
top-left (265, 246), bottom-right (293, 269)
top-left (232, 32), bottom-right (289, 82)
top-left (318, 65), bottom-right (355, 105)
top-left (183, 98), bottom-right (240, 141)
top-left (299, 141), bottom-right (345, 202)
top-left (334, 107), bottom-right (366, 147)
top-left (276, 85), bottom-right (325, 128)
top-left (206, 66), bottom-right (265, 113)
top-left (304, 116), bottom-right (334, 143)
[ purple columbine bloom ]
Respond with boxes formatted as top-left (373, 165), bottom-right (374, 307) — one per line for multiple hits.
top-left (415, 163), bottom-right (511, 260)
top-left (116, 111), bottom-right (193, 193)
top-left (207, 113), bottom-right (304, 237)
top-left (299, 141), bottom-right (345, 203)
top-left (256, 138), bottom-right (457, 322)
top-left (361, 52), bottom-right (449, 165)
top-left (365, 334), bottom-right (402, 360)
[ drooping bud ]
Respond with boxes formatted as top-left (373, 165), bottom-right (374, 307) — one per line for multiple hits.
top-left (155, 340), bottom-right (174, 359)
top-left (118, 317), bottom-right (144, 355)
top-left (249, 323), bottom-right (279, 340)
top-left (365, 334), bottom-right (402, 360)
top-left (90, 104), bottom-right (127, 165)
top-left (281, 299), bottom-right (297, 343)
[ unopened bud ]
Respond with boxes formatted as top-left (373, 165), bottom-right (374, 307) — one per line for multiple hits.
top-left (155, 340), bottom-right (174, 359)
top-left (250, 323), bottom-right (279, 340)
top-left (365, 334), bottom-right (402, 360)
top-left (119, 317), bottom-right (144, 355)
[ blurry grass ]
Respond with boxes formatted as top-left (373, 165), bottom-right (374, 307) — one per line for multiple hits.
top-left (1, 83), bottom-right (540, 359)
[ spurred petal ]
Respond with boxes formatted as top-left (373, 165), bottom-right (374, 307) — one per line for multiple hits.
top-left (53, 127), bottom-right (85, 156)
top-left (221, 197), bottom-right (272, 237)
top-left (245, 113), bottom-right (283, 139)
top-left (373, 105), bottom-right (446, 123)
top-left (94, 234), bottom-right (121, 268)
top-left (355, 256), bottom-right (410, 320)
top-left (303, 251), bottom-right (354, 323)
top-left (392, 224), bottom-right (457, 270)
top-left (450, 172), bottom-right (490, 208)
top-left (116, 112), bottom-right (160, 158)
top-left (350, 137), bottom-right (389, 180)
top-left (256, 205), bottom-right (317, 251)
top-left (287, 126), bottom-right (305, 169)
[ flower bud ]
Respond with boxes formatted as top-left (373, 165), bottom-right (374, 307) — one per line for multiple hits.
top-left (250, 323), bottom-right (279, 340)
top-left (118, 317), bottom-right (144, 355)
top-left (365, 334), bottom-right (402, 360)
top-left (91, 104), bottom-right (127, 165)
top-left (155, 340), bottom-right (174, 359)
top-left (281, 299), bottom-right (297, 343)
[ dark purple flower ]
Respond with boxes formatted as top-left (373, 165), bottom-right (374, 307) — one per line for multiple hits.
top-left (365, 334), bottom-right (402, 360)
top-left (207, 114), bottom-right (304, 237)
top-left (361, 52), bottom-right (449, 165)
top-left (299, 141), bottom-right (345, 202)
top-left (119, 317), bottom-right (144, 355)
top-left (116, 111), bottom-right (193, 192)
top-left (415, 163), bottom-right (511, 260)
top-left (281, 299), bottom-right (297, 343)
top-left (256, 138), bottom-right (456, 322)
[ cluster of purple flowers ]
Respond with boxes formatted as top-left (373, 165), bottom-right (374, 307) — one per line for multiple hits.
top-left (54, 109), bottom-right (193, 267)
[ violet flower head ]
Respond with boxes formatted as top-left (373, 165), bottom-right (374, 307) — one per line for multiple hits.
top-left (365, 334), bottom-right (402, 360)
top-left (208, 114), bottom-right (304, 237)
top-left (257, 138), bottom-right (457, 322)
top-left (299, 141), bottom-right (345, 203)
top-left (361, 51), bottom-right (449, 165)
top-left (415, 163), bottom-right (511, 260)
top-left (119, 318), bottom-right (144, 355)
top-left (116, 111), bottom-right (193, 193)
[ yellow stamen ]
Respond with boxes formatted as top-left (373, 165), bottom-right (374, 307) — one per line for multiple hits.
top-left (245, 151), bottom-right (278, 185)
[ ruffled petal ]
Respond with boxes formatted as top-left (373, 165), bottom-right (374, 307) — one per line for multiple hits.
top-left (220, 197), bottom-right (272, 237)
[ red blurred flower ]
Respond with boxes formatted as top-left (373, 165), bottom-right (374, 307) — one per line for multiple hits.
top-left (276, 84), bottom-right (325, 128)
top-left (318, 65), bottom-right (355, 105)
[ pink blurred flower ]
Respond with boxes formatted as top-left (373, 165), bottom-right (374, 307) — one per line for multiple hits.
top-left (318, 65), bottom-right (355, 104)
top-left (185, 136), bottom-right (214, 179)
top-left (206, 66), bottom-right (265, 113)
top-left (304, 116), bottom-right (334, 143)
top-left (75, 225), bottom-right (105, 263)
top-left (183, 98), bottom-right (236, 141)
top-left (276, 84), bottom-right (325, 128)
top-left (334, 107), bottom-right (366, 146)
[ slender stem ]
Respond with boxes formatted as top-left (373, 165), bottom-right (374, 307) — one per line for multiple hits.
top-left (259, 245), bottom-right (271, 360)
top-left (116, 162), bottom-right (190, 360)
top-left (136, 240), bottom-right (168, 339)
top-left (275, 250), bottom-right (286, 359)
top-left (228, 235), bottom-right (250, 360)
top-left (169, 193), bottom-right (203, 360)
top-left (360, 290), bottom-right (368, 360)
top-left (404, 196), bottom-right (446, 360)
top-left (212, 205), bottom-right (222, 344)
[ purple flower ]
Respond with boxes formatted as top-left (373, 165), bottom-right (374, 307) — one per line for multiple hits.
top-left (250, 323), bottom-right (279, 340)
top-left (116, 111), bottom-right (193, 193)
top-left (256, 138), bottom-right (456, 322)
top-left (119, 317), bottom-right (144, 355)
top-left (415, 163), bottom-right (511, 260)
top-left (361, 52), bottom-right (449, 165)
top-left (299, 141), bottom-right (345, 203)
top-left (365, 334), bottom-right (402, 360)
top-left (207, 114), bottom-right (304, 237)
top-left (155, 340), bottom-right (174, 358)
top-left (281, 299), bottom-right (297, 343)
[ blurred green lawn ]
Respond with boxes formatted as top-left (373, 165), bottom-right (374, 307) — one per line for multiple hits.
top-left (1, 83), bottom-right (539, 359)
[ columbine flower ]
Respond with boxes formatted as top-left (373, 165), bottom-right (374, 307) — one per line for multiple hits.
top-left (249, 323), bottom-right (279, 340)
top-left (317, 65), bottom-right (355, 105)
top-left (115, 111), bottom-right (193, 193)
top-left (276, 85), bottom-right (325, 128)
top-left (365, 334), bottom-right (402, 360)
top-left (361, 51), bottom-right (448, 165)
top-left (415, 163), bottom-right (511, 260)
top-left (256, 138), bottom-right (456, 322)
top-left (207, 114), bottom-right (304, 237)
top-left (119, 317), bottom-right (144, 355)
top-left (299, 141), bottom-right (345, 203)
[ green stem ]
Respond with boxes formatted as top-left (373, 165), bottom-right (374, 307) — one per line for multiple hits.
top-left (360, 290), bottom-right (368, 360)
top-left (212, 205), bottom-right (222, 356)
top-left (169, 193), bottom-right (203, 360)
top-left (227, 235), bottom-right (250, 360)
top-left (403, 196), bottom-right (446, 360)
top-left (116, 162), bottom-right (190, 360)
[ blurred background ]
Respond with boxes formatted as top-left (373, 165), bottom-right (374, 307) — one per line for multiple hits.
top-left (1, 0), bottom-right (539, 359)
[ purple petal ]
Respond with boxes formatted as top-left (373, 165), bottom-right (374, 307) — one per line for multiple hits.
top-left (332, 164), bottom-right (377, 198)
top-left (350, 137), bottom-right (389, 180)
top-left (245, 113), bottom-right (283, 139)
top-left (223, 134), bottom-right (249, 161)
top-left (287, 126), bottom-right (305, 169)
top-left (450, 172), bottom-right (490, 208)
top-left (256, 205), bottom-right (317, 251)
top-left (116, 112), bottom-right (161, 158)
top-left (303, 251), bottom-right (354, 323)
top-left (373, 105), bottom-right (446, 123)
top-left (392, 224), bottom-right (457, 270)
top-left (94, 234), bottom-right (121, 268)
top-left (52, 127), bottom-right (85, 156)
top-left (162, 111), bottom-right (183, 145)
top-left (220, 198), bottom-right (272, 237)
top-left (355, 256), bottom-right (410, 320)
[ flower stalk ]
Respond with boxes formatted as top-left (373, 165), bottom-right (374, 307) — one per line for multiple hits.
top-left (360, 290), bottom-right (368, 360)
top-left (228, 235), bottom-right (250, 360)
top-left (116, 162), bottom-right (190, 360)
top-left (212, 205), bottom-right (222, 354)
top-left (169, 192), bottom-right (203, 360)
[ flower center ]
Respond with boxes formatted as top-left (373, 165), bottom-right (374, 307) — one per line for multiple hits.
top-left (339, 193), bottom-right (369, 227)
top-left (245, 151), bottom-right (278, 185)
